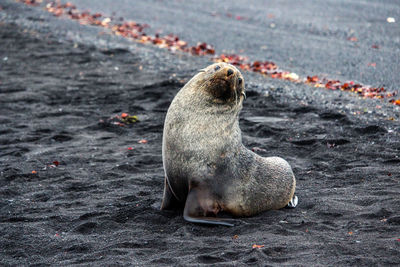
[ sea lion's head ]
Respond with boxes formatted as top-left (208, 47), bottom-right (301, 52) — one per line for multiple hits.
top-left (196, 63), bottom-right (246, 105)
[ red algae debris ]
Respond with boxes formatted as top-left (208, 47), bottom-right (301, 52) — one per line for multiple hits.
top-left (18, 0), bottom-right (399, 106)
top-left (42, 1), bottom-right (215, 56)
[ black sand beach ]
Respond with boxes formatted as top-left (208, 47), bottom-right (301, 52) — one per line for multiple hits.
top-left (1, 1), bottom-right (399, 265)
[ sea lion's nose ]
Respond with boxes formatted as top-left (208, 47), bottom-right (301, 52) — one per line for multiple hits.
top-left (227, 69), bottom-right (234, 77)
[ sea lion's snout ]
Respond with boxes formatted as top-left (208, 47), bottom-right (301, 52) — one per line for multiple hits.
top-left (200, 63), bottom-right (246, 104)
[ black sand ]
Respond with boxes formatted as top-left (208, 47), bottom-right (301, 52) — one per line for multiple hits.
top-left (1, 1), bottom-right (400, 266)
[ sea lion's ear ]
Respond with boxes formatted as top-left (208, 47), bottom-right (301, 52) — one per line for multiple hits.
top-left (241, 91), bottom-right (246, 99)
top-left (198, 68), bottom-right (206, 73)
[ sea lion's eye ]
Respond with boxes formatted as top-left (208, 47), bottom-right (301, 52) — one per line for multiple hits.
top-left (214, 65), bottom-right (221, 71)
top-left (238, 78), bottom-right (243, 85)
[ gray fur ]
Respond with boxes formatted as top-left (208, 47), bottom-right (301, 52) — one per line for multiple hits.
top-left (161, 63), bottom-right (296, 218)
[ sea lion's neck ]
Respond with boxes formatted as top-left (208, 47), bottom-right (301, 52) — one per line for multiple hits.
top-left (183, 78), bottom-right (243, 114)
top-left (168, 80), bottom-right (242, 142)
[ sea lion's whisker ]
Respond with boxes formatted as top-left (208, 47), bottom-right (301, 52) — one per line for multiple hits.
top-left (235, 88), bottom-right (238, 105)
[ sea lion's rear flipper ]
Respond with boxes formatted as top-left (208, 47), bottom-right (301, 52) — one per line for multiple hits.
top-left (183, 188), bottom-right (235, 227)
top-left (161, 177), bottom-right (182, 210)
top-left (285, 195), bottom-right (298, 209)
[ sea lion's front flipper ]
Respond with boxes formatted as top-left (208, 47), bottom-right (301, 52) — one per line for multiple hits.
top-left (183, 188), bottom-right (235, 227)
top-left (161, 177), bottom-right (182, 210)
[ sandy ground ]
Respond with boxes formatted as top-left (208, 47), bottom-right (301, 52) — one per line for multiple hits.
top-left (1, 1), bottom-right (400, 266)
top-left (59, 0), bottom-right (400, 93)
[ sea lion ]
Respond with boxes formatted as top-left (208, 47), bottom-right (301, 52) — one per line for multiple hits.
top-left (161, 62), bottom-right (297, 226)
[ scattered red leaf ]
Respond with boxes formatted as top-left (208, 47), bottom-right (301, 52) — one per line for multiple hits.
top-left (21, 0), bottom-right (41, 6)
top-left (104, 113), bottom-right (139, 126)
top-left (307, 76), bottom-right (319, 83)
top-left (348, 37), bottom-right (358, 42)
top-left (233, 235), bottom-right (239, 239)
top-left (252, 244), bottom-right (264, 249)
top-left (31, 170), bottom-right (37, 174)
top-left (391, 99), bottom-right (400, 106)
top-left (348, 231), bottom-right (353, 235)
top-left (215, 54), bottom-right (248, 65)
top-left (127, 147), bottom-right (133, 150)
top-left (53, 160), bottom-right (60, 166)
top-left (188, 42), bottom-right (215, 56)
top-left (325, 80), bottom-right (341, 90)
top-left (367, 62), bottom-right (376, 67)
top-left (138, 139), bottom-right (148, 144)
top-left (371, 44), bottom-right (380, 49)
